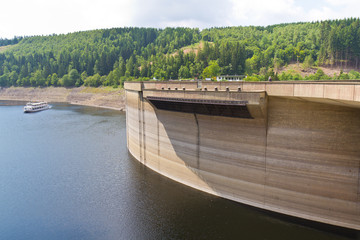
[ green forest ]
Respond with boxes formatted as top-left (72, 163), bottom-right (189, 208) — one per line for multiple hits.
top-left (1, 18), bottom-right (360, 87)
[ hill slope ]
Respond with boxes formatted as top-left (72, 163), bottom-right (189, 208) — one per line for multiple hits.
top-left (1, 18), bottom-right (360, 87)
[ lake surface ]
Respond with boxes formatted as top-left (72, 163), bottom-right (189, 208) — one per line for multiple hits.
top-left (0, 101), bottom-right (357, 240)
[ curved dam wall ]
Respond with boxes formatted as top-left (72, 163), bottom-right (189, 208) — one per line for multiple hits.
top-left (125, 81), bottom-right (360, 230)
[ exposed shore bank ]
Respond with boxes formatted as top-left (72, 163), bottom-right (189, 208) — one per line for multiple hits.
top-left (0, 87), bottom-right (125, 111)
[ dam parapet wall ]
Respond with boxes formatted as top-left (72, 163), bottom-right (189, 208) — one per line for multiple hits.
top-left (125, 80), bottom-right (360, 107)
top-left (125, 81), bottom-right (360, 230)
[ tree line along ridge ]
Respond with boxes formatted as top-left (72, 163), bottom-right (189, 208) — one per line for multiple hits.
top-left (1, 18), bottom-right (360, 87)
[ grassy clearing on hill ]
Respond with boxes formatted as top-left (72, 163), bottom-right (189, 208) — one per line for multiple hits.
top-left (171, 41), bottom-right (214, 56)
top-left (0, 45), bottom-right (15, 53)
top-left (278, 63), bottom-right (360, 78)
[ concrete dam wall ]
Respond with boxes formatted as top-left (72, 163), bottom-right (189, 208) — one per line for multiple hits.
top-left (125, 81), bottom-right (360, 230)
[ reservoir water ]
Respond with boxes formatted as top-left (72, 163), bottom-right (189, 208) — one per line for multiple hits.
top-left (0, 101), bottom-right (357, 240)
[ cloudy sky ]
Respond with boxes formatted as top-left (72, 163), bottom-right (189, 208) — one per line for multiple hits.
top-left (1, 0), bottom-right (360, 38)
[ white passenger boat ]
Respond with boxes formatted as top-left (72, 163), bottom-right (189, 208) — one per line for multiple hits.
top-left (23, 102), bottom-right (51, 113)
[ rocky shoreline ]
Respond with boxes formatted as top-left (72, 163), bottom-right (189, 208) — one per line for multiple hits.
top-left (0, 87), bottom-right (126, 111)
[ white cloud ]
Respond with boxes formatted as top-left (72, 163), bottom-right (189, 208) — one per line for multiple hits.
top-left (1, 0), bottom-right (360, 38)
top-left (303, 0), bottom-right (360, 23)
top-left (131, 0), bottom-right (233, 29)
top-left (325, 0), bottom-right (360, 19)
top-left (325, 0), bottom-right (360, 6)
top-left (230, 0), bottom-right (304, 26)
top-left (307, 7), bottom-right (339, 22)
top-left (0, 0), bottom-right (133, 38)
top-left (229, 0), bottom-right (360, 27)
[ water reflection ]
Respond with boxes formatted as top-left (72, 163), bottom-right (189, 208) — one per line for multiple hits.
top-left (126, 157), bottom-right (357, 240)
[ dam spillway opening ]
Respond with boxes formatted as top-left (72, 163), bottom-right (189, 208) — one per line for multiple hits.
top-left (146, 96), bottom-right (253, 118)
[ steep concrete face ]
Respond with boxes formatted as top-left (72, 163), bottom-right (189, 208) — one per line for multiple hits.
top-left (125, 82), bottom-right (360, 230)
top-left (265, 96), bottom-right (360, 229)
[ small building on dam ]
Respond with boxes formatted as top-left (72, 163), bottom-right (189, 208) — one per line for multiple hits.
top-left (124, 80), bottom-right (360, 230)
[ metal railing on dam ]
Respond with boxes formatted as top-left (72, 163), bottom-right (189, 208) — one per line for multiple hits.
top-left (125, 81), bottom-right (360, 230)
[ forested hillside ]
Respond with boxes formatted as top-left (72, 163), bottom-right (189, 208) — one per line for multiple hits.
top-left (1, 18), bottom-right (360, 87)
